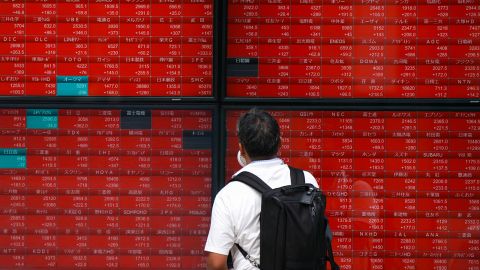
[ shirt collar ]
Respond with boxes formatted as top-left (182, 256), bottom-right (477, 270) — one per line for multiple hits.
top-left (233, 157), bottom-right (284, 177)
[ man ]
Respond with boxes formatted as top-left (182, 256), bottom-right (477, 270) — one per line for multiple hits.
top-left (205, 108), bottom-right (319, 270)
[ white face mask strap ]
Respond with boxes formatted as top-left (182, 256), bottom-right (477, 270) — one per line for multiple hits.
top-left (237, 150), bottom-right (247, 167)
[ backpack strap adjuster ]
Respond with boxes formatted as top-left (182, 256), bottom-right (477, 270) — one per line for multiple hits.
top-left (236, 243), bottom-right (260, 269)
top-left (245, 254), bottom-right (260, 268)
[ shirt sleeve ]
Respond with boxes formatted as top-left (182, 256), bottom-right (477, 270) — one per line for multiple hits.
top-left (204, 190), bottom-right (235, 255)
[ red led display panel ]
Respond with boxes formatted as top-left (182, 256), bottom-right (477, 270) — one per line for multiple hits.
top-left (0, 108), bottom-right (212, 269)
top-left (0, 1), bottom-right (213, 97)
top-left (225, 109), bottom-right (480, 270)
top-left (226, 1), bottom-right (480, 98)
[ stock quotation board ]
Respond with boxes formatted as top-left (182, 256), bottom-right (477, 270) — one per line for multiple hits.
top-left (226, 0), bottom-right (480, 98)
top-left (225, 109), bottom-right (480, 270)
top-left (0, 1), bottom-right (213, 97)
top-left (0, 108), bottom-right (213, 269)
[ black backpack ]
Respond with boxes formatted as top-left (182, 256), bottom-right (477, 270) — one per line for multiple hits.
top-left (228, 166), bottom-right (339, 270)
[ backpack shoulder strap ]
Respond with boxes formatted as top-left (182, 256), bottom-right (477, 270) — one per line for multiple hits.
top-left (231, 171), bottom-right (271, 194)
top-left (325, 218), bottom-right (340, 270)
top-left (228, 171), bottom-right (268, 269)
top-left (288, 166), bottom-right (305, 185)
top-left (327, 237), bottom-right (340, 270)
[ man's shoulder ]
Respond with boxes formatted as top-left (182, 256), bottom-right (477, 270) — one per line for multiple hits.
top-left (212, 180), bottom-right (260, 221)
top-left (215, 180), bottom-right (258, 200)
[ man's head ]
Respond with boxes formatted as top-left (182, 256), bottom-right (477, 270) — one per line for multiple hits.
top-left (237, 108), bottom-right (281, 161)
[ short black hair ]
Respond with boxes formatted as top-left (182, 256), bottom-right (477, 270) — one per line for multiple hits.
top-left (237, 108), bottom-right (281, 160)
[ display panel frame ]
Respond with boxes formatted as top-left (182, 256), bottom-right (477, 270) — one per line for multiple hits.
top-left (0, 103), bottom-right (219, 269)
top-left (0, 0), bottom-right (221, 102)
top-left (222, 97), bottom-right (480, 105)
top-left (220, 104), bottom-right (480, 269)
top-left (221, 0), bottom-right (480, 104)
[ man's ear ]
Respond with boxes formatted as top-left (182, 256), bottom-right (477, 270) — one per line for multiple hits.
top-left (239, 143), bottom-right (246, 156)
top-left (238, 143), bottom-right (252, 164)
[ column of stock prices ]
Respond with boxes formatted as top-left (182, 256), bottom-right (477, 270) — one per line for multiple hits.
top-left (0, 108), bottom-right (212, 269)
top-left (227, 0), bottom-right (480, 98)
top-left (0, 1), bottom-right (213, 97)
top-left (226, 110), bottom-right (480, 270)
